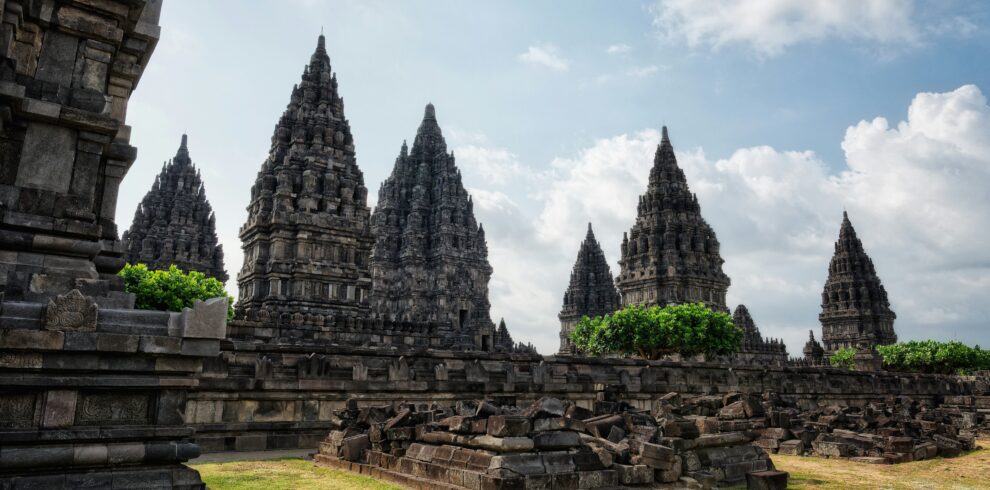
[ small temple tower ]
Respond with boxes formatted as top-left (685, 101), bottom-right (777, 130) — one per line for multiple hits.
top-left (123, 135), bottom-right (227, 282)
top-left (558, 223), bottom-right (621, 354)
top-left (616, 127), bottom-right (730, 311)
top-left (233, 35), bottom-right (375, 333)
top-left (369, 104), bottom-right (496, 351)
top-left (819, 212), bottom-right (897, 354)
top-left (730, 304), bottom-right (788, 365)
top-left (803, 330), bottom-right (825, 363)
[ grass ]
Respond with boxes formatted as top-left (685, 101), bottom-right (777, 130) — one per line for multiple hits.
top-left (771, 440), bottom-right (990, 490)
top-left (191, 458), bottom-right (403, 490)
top-left (193, 441), bottom-right (990, 490)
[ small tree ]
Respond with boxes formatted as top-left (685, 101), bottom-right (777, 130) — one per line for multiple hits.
top-left (569, 303), bottom-right (741, 360)
top-left (119, 264), bottom-right (234, 319)
top-left (829, 347), bottom-right (856, 369)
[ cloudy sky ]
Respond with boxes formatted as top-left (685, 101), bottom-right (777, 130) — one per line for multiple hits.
top-left (121, 0), bottom-right (990, 355)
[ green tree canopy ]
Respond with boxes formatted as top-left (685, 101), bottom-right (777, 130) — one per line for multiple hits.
top-left (829, 347), bottom-right (856, 369)
top-left (120, 264), bottom-right (234, 319)
top-left (877, 340), bottom-right (990, 375)
top-left (569, 303), bottom-right (741, 360)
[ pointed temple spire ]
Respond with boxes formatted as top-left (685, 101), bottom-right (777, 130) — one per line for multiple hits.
top-left (730, 305), bottom-right (788, 365)
top-left (231, 34), bottom-right (374, 338)
top-left (819, 211), bottom-right (897, 354)
top-left (122, 134), bottom-right (227, 282)
top-left (369, 103), bottom-right (499, 351)
top-left (616, 126), bottom-right (730, 311)
top-left (803, 329), bottom-right (825, 362)
top-left (558, 222), bottom-right (621, 355)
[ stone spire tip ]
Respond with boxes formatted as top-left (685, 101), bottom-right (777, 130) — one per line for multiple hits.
top-left (424, 103), bottom-right (436, 120)
top-left (317, 33), bottom-right (326, 52)
top-left (661, 125), bottom-right (669, 144)
top-left (180, 133), bottom-right (188, 150)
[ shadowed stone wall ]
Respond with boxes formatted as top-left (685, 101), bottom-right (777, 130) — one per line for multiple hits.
top-left (189, 345), bottom-right (989, 453)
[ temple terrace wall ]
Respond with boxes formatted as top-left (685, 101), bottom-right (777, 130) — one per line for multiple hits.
top-left (188, 343), bottom-right (990, 452)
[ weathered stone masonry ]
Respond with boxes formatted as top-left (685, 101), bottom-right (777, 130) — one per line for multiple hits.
top-left (187, 345), bottom-right (989, 453)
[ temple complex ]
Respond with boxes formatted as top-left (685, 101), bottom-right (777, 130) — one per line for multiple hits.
top-left (368, 104), bottom-right (497, 351)
top-left (558, 223), bottom-right (622, 354)
top-left (819, 212), bottom-right (897, 354)
top-left (231, 35), bottom-right (375, 341)
top-left (122, 135), bottom-right (227, 281)
top-left (616, 127), bottom-right (730, 312)
top-left (730, 304), bottom-right (788, 365)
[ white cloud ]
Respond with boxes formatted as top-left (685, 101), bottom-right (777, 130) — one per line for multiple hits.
top-left (518, 44), bottom-right (570, 71)
top-left (607, 43), bottom-right (632, 55)
top-left (651, 0), bottom-right (921, 57)
top-left (465, 85), bottom-right (990, 355)
top-left (456, 145), bottom-right (542, 186)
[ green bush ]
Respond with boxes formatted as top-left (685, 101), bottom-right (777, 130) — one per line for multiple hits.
top-left (829, 347), bottom-right (856, 369)
top-left (877, 340), bottom-right (990, 375)
top-left (119, 264), bottom-right (233, 320)
top-left (569, 303), bottom-right (741, 360)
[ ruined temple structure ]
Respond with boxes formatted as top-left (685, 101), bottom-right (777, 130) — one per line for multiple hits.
top-left (819, 212), bottom-right (897, 354)
top-left (800, 330), bottom-right (826, 365)
top-left (730, 304), bottom-right (788, 365)
top-left (0, 1), bottom-right (223, 488)
top-left (230, 34), bottom-right (376, 341)
top-left (558, 223), bottom-right (621, 354)
top-left (122, 134), bottom-right (227, 281)
top-left (368, 104), bottom-right (497, 351)
top-left (616, 127), bottom-right (730, 312)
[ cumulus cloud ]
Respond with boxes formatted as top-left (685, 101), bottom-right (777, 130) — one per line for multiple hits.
top-left (462, 85), bottom-right (990, 355)
top-left (607, 43), bottom-right (632, 55)
top-left (651, 0), bottom-right (921, 57)
top-left (518, 44), bottom-right (570, 71)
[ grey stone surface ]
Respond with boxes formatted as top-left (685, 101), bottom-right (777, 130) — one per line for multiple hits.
top-left (179, 297), bottom-right (227, 339)
top-left (558, 224), bottom-right (621, 355)
top-left (122, 134), bottom-right (227, 282)
top-left (16, 123), bottom-right (77, 194)
top-left (819, 212), bottom-right (897, 355)
top-left (616, 127), bottom-right (730, 312)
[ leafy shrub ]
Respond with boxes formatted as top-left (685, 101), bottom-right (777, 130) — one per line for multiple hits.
top-left (119, 264), bottom-right (233, 320)
top-left (570, 303), bottom-right (741, 360)
top-left (877, 340), bottom-right (990, 375)
top-left (829, 347), bottom-right (856, 369)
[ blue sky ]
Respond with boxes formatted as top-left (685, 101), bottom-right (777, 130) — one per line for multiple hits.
top-left (122, 1), bottom-right (990, 354)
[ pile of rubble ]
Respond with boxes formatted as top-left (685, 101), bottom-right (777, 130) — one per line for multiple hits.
top-left (744, 395), bottom-right (986, 464)
top-left (314, 392), bottom-right (787, 489)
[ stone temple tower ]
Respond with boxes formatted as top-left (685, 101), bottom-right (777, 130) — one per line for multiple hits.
top-left (616, 127), bottom-right (730, 311)
top-left (123, 135), bottom-right (227, 282)
top-left (369, 104), bottom-right (496, 351)
top-left (233, 35), bottom-right (374, 336)
top-left (819, 211), bottom-right (897, 354)
top-left (558, 223), bottom-right (622, 355)
top-left (730, 304), bottom-right (788, 365)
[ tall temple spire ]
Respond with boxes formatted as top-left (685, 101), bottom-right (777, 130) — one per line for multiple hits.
top-left (123, 134), bottom-right (227, 282)
top-left (616, 126), bottom-right (729, 311)
top-left (232, 34), bottom-right (374, 340)
top-left (369, 103), bottom-right (497, 351)
top-left (819, 211), bottom-right (896, 354)
top-left (558, 222), bottom-right (621, 355)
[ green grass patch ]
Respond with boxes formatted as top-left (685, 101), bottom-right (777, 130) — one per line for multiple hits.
top-left (191, 458), bottom-right (402, 490)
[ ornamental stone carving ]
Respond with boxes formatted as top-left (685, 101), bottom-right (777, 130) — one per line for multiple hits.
top-left (44, 289), bottom-right (98, 332)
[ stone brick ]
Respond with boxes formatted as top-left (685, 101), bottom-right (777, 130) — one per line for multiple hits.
top-left (615, 464), bottom-right (653, 485)
top-left (746, 470), bottom-right (789, 490)
top-left (41, 390), bottom-right (77, 427)
top-left (487, 415), bottom-right (531, 437)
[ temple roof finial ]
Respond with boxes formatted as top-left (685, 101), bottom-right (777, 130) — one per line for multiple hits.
top-left (424, 102), bottom-right (436, 121)
top-left (317, 32), bottom-right (326, 53)
top-left (661, 125), bottom-right (670, 145)
top-left (180, 133), bottom-right (188, 150)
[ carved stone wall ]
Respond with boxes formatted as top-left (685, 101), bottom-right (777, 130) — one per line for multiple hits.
top-left (616, 127), bottom-right (730, 312)
top-left (231, 34), bottom-right (374, 341)
top-left (820, 212), bottom-right (897, 354)
top-left (123, 134), bottom-right (227, 281)
top-left (558, 223), bottom-right (621, 354)
top-left (0, 0), bottom-right (159, 309)
top-left (189, 344), bottom-right (989, 453)
top-left (368, 104), bottom-right (496, 351)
